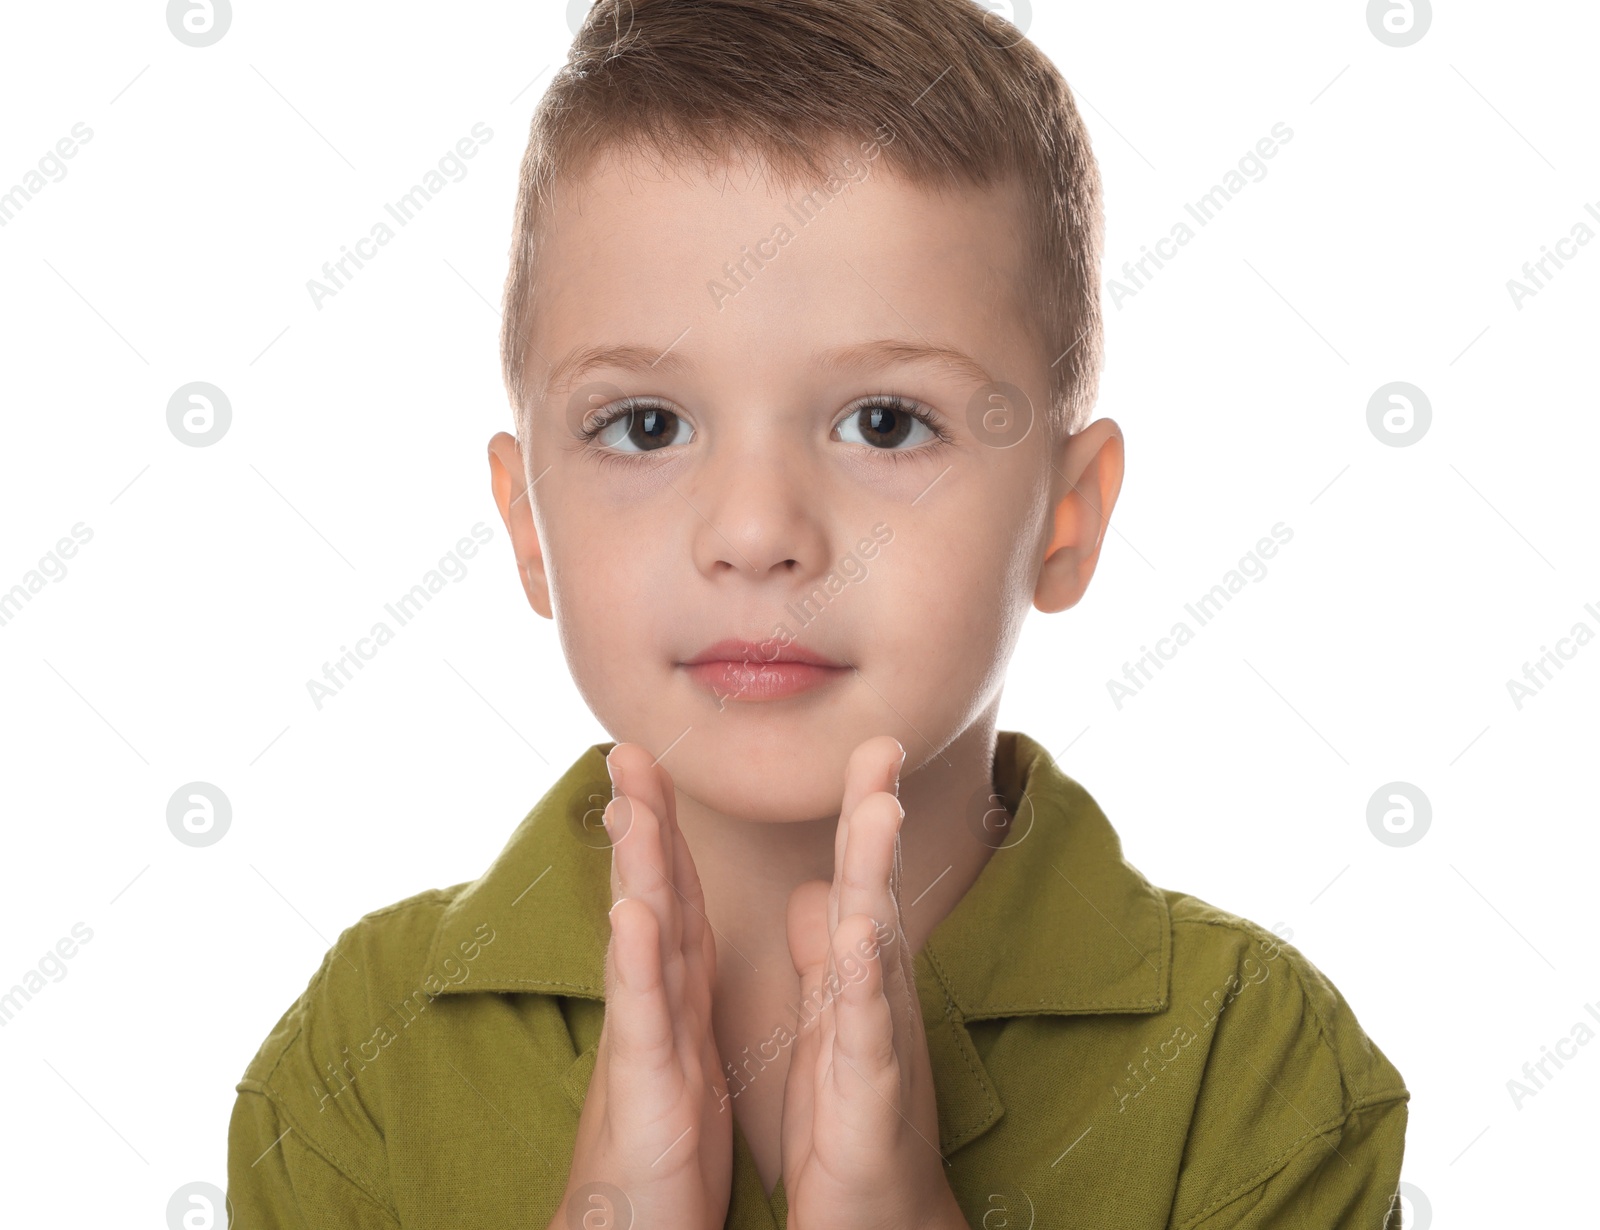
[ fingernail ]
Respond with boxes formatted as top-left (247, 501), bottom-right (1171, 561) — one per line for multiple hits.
top-left (605, 795), bottom-right (631, 840)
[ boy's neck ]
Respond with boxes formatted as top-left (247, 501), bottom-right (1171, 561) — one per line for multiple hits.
top-left (673, 710), bottom-right (1004, 993)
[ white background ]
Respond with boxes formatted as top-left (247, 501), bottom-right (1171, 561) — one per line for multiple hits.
top-left (1, 1), bottom-right (1595, 1226)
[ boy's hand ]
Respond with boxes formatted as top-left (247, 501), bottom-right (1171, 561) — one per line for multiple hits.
top-left (553, 743), bottom-right (732, 1230)
top-left (780, 736), bottom-right (969, 1230)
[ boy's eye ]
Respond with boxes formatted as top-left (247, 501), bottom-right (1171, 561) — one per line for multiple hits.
top-left (583, 401), bottom-right (693, 453)
top-left (579, 394), bottom-right (947, 460)
top-left (833, 397), bottom-right (941, 451)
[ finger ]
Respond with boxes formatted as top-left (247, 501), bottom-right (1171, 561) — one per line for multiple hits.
top-left (606, 745), bottom-right (682, 957)
top-left (830, 736), bottom-right (905, 939)
top-left (883, 846), bottom-right (919, 1109)
top-left (611, 745), bottom-right (713, 1029)
top-left (650, 757), bottom-right (713, 996)
top-left (836, 788), bottom-right (919, 1104)
top-left (616, 749), bottom-right (717, 1079)
top-left (603, 897), bottom-right (680, 1100)
top-left (890, 907), bottom-right (924, 1109)
top-left (607, 743), bottom-right (676, 886)
top-left (604, 792), bottom-right (670, 935)
top-left (604, 791), bottom-right (686, 1032)
top-left (661, 802), bottom-right (722, 1104)
top-left (840, 734), bottom-right (906, 818)
top-left (828, 912), bottom-right (900, 1127)
top-left (823, 740), bottom-right (904, 1091)
top-left (786, 878), bottom-right (832, 976)
top-left (783, 879), bottom-right (831, 1164)
top-left (835, 791), bottom-right (903, 965)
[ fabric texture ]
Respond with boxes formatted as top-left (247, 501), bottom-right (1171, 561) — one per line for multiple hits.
top-left (226, 730), bottom-right (1409, 1229)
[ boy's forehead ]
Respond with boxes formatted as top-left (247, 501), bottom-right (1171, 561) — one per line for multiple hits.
top-left (534, 144), bottom-right (1034, 383)
top-left (542, 142), bottom-right (1028, 268)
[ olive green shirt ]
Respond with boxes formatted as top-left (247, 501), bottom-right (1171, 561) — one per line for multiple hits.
top-left (228, 731), bottom-right (1408, 1228)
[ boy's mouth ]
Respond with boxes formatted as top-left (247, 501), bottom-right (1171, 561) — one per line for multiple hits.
top-left (682, 637), bottom-right (845, 668)
top-left (679, 638), bottom-right (850, 702)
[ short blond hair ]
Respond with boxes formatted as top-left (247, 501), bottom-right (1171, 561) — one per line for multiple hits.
top-left (499, 0), bottom-right (1103, 443)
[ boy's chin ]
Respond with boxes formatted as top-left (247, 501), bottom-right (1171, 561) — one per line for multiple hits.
top-left (682, 772), bottom-right (848, 824)
top-left (665, 730), bottom-right (859, 824)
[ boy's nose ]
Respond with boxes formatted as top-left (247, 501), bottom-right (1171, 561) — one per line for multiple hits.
top-left (683, 450), bottom-right (832, 581)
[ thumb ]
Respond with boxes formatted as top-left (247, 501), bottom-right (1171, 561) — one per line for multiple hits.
top-left (786, 879), bottom-right (832, 978)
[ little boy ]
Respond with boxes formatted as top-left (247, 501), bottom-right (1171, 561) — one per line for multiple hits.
top-left (228, 1), bottom-right (1408, 1226)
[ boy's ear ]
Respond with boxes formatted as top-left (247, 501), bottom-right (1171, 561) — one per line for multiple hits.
top-left (1034, 417), bottom-right (1125, 614)
top-left (488, 431), bottom-right (553, 619)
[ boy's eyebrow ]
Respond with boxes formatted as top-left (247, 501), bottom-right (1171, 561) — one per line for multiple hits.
top-left (542, 338), bottom-right (996, 402)
top-left (821, 339), bottom-right (997, 389)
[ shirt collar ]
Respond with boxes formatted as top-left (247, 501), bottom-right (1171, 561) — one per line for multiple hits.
top-left (424, 730), bottom-right (1169, 1161)
top-left (424, 729), bottom-right (1170, 1020)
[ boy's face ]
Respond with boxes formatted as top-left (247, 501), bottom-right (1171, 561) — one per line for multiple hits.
top-left (490, 142), bottom-right (1121, 823)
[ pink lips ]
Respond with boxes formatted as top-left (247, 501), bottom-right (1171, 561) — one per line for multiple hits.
top-left (680, 638), bottom-right (849, 702)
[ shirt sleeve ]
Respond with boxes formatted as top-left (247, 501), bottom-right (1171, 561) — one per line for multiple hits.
top-left (228, 1082), bottom-right (402, 1230)
top-left (1184, 1094), bottom-right (1408, 1229)
top-left (1160, 911), bottom-right (1411, 1230)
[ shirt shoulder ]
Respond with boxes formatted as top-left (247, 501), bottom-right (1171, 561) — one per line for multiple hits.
top-left (1163, 890), bottom-right (1409, 1105)
top-left (237, 883), bottom-right (471, 1089)
top-left (1158, 889), bottom-right (1410, 1228)
top-left (229, 883), bottom-right (473, 1215)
